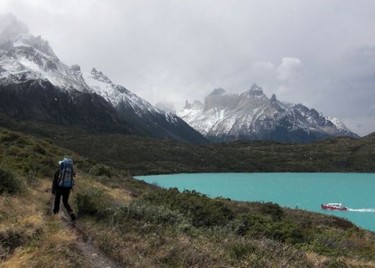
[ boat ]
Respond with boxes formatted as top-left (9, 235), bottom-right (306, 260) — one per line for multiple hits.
top-left (321, 203), bottom-right (348, 211)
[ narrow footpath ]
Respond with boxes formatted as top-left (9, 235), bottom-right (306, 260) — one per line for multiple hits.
top-left (59, 211), bottom-right (120, 268)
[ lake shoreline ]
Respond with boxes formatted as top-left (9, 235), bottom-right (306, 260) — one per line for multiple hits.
top-left (136, 172), bottom-right (375, 232)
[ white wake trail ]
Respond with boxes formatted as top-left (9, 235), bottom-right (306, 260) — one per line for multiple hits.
top-left (347, 208), bottom-right (375, 213)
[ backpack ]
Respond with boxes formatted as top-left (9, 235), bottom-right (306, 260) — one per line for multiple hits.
top-left (58, 158), bottom-right (74, 189)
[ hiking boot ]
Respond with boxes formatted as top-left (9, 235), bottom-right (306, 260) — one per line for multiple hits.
top-left (69, 212), bottom-right (76, 221)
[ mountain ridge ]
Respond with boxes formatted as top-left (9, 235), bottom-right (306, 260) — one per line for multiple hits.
top-left (178, 84), bottom-right (358, 143)
top-left (0, 14), bottom-right (206, 144)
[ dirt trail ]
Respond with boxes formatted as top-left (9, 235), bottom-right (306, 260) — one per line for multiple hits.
top-left (60, 212), bottom-right (120, 268)
top-left (44, 179), bottom-right (121, 268)
top-left (47, 186), bottom-right (120, 268)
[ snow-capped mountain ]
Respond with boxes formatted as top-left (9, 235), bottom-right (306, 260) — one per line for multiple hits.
top-left (82, 67), bottom-right (205, 142)
top-left (0, 15), bottom-right (90, 92)
top-left (0, 14), bottom-right (206, 143)
top-left (178, 84), bottom-right (358, 143)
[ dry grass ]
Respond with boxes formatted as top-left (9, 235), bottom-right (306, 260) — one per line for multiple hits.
top-left (76, 219), bottom-right (314, 267)
top-left (306, 252), bottom-right (375, 268)
top-left (0, 179), bottom-right (89, 268)
top-left (76, 177), bottom-right (133, 205)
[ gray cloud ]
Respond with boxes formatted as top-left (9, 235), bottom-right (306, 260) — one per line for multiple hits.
top-left (1, 0), bottom-right (375, 136)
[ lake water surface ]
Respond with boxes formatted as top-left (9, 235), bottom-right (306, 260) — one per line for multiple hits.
top-left (135, 173), bottom-right (375, 232)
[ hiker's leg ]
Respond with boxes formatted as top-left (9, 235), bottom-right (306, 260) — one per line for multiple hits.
top-left (62, 190), bottom-right (76, 220)
top-left (62, 190), bottom-right (73, 213)
top-left (53, 191), bottom-right (62, 214)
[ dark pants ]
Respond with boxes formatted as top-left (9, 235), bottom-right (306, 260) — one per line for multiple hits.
top-left (53, 188), bottom-right (73, 214)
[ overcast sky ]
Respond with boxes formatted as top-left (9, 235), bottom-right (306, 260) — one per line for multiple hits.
top-left (1, 0), bottom-right (375, 136)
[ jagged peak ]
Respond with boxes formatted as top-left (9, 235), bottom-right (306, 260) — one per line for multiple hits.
top-left (0, 14), bottom-right (56, 59)
top-left (24, 35), bottom-right (55, 56)
top-left (184, 100), bottom-right (192, 109)
top-left (184, 100), bottom-right (204, 110)
top-left (0, 13), bottom-right (28, 44)
top-left (70, 64), bottom-right (81, 73)
top-left (245, 83), bottom-right (264, 96)
top-left (209, 88), bottom-right (226, 96)
top-left (192, 100), bottom-right (204, 109)
top-left (270, 94), bottom-right (277, 102)
top-left (90, 68), bottom-right (112, 84)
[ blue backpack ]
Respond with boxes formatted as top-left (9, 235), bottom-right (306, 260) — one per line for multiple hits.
top-left (58, 158), bottom-right (74, 189)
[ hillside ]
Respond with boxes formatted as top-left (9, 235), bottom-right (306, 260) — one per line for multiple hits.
top-left (2, 114), bottom-right (373, 175)
top-left (63, 132), bottom-right (375, 175)
top-left (1, 127), bottom-right (375, 267)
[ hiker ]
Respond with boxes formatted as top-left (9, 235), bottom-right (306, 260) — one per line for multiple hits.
top-left (52, 157), bottom-right (76, 221)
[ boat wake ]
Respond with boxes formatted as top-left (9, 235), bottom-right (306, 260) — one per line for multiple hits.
top-left (347, 208), bottom-right (375, 213)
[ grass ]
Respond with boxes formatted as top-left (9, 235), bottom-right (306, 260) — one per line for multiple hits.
top-left (0, 180), bottom-right (90, 267)
top-left (1, 127), bottom-right (375, 267)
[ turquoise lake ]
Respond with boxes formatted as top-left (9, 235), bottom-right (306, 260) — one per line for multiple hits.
top-left (135, 173), bottom-right (375, 232)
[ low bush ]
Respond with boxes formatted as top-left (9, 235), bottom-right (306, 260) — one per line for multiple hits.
top-left (0, 168), bottom-right (23, 195)
top-left (90, 165), bottom-right (112, 178)
top-left (259, 202), bottom-right (284, 221)
top-left (144, 188), bottom-right (235, 228)
top-left (263, 222), bottom-right (305, 244)
top-left (130, 200), bottom-right (184, 225)
top-left (110, 200), bottom-right (187, 227)
top-left (75, 187), bottom-right (112, 218)
top-left (229, 242), bottom-right (257, 260)
top-left (32, 144), bottom-right (46, 155)
top-left (0, 132), bottom-right (20, 143)
top-left (0, 229), bottom-right (27, 260)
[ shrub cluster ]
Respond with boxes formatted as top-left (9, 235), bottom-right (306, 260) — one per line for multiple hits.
top-left (110, 200), bottom-right (187, 227)
top-left (74, 183), bottom-right (374, 261)
top-left (0, 168), bottom-right (23, 195)
top-left (259, 202), bottom-right (284, 221)
top-left (0, 229), bottom-right (29, 260)
top-left (75, 186), bottom-right (308, 245)
top-left (89, 165), bottom-right (112, 178)
top-left (144, 188), bottom-right (235, 228)
top-left (76, 187), bottom-right (112, 218)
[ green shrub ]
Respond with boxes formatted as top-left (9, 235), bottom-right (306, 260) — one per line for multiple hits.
top-left (37, 159), bottom-right (57, 177)
top-left (75, 187), bottom-right (111, 218)
top-left (90, 165), bottom-right (112, 178)
top-left (0, 168), bottom-right (23, 194)
top-left (0, 132), bottom-right (20, 143)
top-left (264, 222), bottom-right (305, 244)
top-left (144, 188), bottom-right (235, 228)
top-left (32, 144), bottom-right (47, 155)
top-left (108, 200), bottom-right (187, 231)
top-left (322, 258), bottom-right (348, 268)
top-left (229, 242), bottom-right (257, 260)
top-left (7, 146), bottom-right (23, 156)
top-left (329, 217), bottom-right (355, 230)
top-left (226, 218), bottom-right (251, 236)
top-left (260, 202), bottom-right (284, 221)
top-left (124, 200), bottom-right (186, 225)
